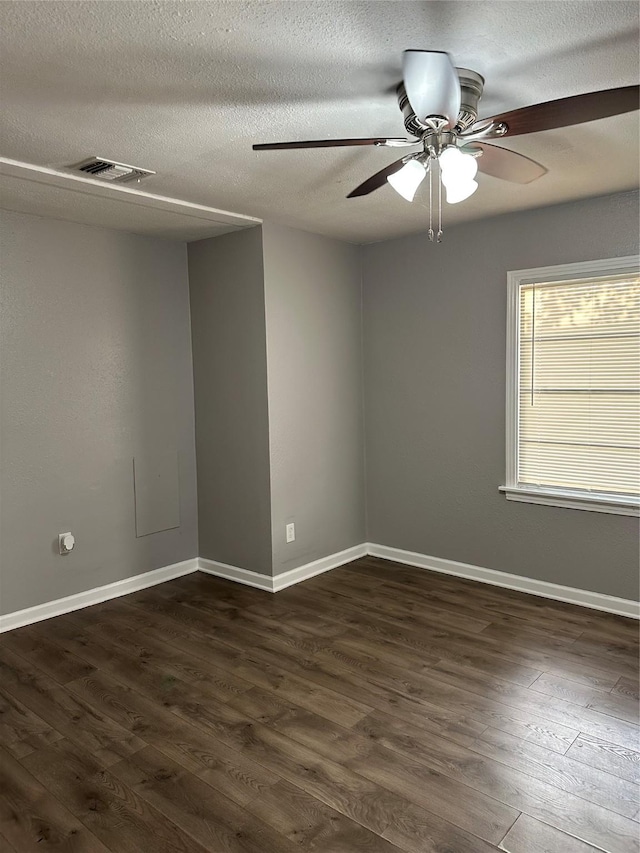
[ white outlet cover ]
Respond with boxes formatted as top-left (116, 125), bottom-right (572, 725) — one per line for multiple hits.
top-left (59, 532), bottom-right (75, 553)
top-left (286, 523), bottom-right (295, 543)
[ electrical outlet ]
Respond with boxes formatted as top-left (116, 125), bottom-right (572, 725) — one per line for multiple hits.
top-left (286, 522), bottom-right (295, 543)
top-left (58, 532), bottom-right (75, 555)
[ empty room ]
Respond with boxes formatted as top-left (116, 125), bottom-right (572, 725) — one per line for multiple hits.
top-left (0, 2), bottom-right (639, 852)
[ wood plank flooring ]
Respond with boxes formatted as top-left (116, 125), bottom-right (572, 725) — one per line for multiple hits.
top-left (1, 555), bottom-right (638, 852)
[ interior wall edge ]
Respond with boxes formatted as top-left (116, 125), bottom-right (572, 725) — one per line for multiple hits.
top-left (260, 222), bottom-right (366, 576)
top-left (188, 225), bottom-right (273, 574)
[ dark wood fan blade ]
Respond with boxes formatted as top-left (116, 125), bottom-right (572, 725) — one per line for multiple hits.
top-left (347, 156), bottom-right (411, 198)
top-left (475, 85), bottom-right (639, 137)
top-left (463, 142), bottom-right (547, 183)
top-left (253, 138), bottom-right (413, 150)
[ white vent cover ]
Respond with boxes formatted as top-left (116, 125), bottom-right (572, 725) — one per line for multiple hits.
top-left (69, 157), bottom-right (155, 184)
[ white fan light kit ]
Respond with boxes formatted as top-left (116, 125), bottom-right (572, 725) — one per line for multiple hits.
top-left (254, 50), bottom-right (639, 241)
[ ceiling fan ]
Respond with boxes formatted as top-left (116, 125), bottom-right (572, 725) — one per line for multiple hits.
top-left (253, 51), bottom-right (639, 239)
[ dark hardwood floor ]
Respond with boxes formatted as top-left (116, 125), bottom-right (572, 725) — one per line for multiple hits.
top-left (1, 556), bottom-right (638, 852)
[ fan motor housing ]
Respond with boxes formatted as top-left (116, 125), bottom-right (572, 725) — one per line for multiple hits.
top-left (397, 67), bottom-right (485, 136)
top-left (456, 68), bottom-right (485, 130)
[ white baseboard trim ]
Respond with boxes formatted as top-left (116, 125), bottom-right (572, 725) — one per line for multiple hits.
top-left (198, 543), bottom-right (368, 593)
top-left (366, 543), bottom-right (640, 620)
top-left (0, 558), bottom-right (198, 633)
top-left (197, 557), bottom-right (274, 592)
top-left (273, 544), bottom-right (368, 592)
top-left (3, 540), bottom-right (636, 632)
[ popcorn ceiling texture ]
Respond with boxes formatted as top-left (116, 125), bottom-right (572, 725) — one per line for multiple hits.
top-left (0, 1), bottom-right (638, 242)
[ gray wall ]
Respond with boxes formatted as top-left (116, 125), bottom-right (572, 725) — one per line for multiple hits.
top-left (0, 210), bottom-right (198, 615)
top-left (363, 190), bottom-right (639, 601)
top-left (188, 227), bottom-right (273, 574)
top-left (4, 192), bottom-right (636, 612)
top-left (262, 223), bottom-right (365, 576)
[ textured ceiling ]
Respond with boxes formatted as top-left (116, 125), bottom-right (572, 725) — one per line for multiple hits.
top-left (0, 1), bottom-right (638, 243)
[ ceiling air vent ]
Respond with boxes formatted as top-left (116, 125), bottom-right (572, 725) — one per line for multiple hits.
top-left (69, 157), bottom-right (156, 184)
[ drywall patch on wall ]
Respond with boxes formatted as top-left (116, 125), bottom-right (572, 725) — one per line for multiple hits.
top-left (134, 451), bottom-right (181, 537)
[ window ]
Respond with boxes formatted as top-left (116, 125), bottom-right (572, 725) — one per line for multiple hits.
top-left (501, 256), bottom-right (640, 516)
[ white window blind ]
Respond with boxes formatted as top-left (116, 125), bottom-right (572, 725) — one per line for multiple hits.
top-left (502, 257), bottom-right (640, 515)
top-left (519, 272), bottom-right (640, 495)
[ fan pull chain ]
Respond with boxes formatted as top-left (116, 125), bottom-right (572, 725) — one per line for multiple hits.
top-left (428, 158), bottom-right (434, 242)
top-left (437, 158), bottom-right (443, 243)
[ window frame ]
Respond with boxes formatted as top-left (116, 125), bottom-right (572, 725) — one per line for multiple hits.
top-left (500, 255), bottom-right (640, 517)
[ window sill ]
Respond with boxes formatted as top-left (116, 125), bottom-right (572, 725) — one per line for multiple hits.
top-left (499, 485), bottom-right (640, 517)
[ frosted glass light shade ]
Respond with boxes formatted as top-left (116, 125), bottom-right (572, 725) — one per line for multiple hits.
top-left (387, 159), bottom-right (427, 202)
top-left (439, 146), bottom-right (478, 178)
top-left (444, 179), bottom-right (478, 203)
top-left (439, 146), bottom-right (479, 204)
